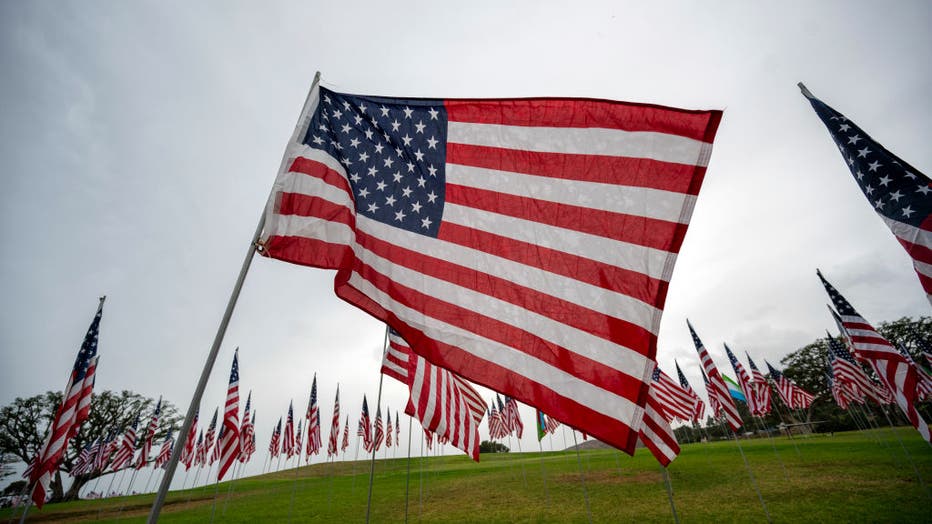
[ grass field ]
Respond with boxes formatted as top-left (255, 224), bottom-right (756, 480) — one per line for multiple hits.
top-left (3, 428), bottom-right (930, 523)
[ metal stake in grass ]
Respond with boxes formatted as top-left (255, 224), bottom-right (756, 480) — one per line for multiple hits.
top-left (660, 466), bottom-right (679, 524)
top-left (571, 430), bottom-right (592, 524)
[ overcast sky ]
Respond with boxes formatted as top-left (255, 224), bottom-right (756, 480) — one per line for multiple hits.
top-left (1, 1), bottom-right (929, 486)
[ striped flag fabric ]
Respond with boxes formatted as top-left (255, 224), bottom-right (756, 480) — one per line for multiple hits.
top-left (194, 430), bottom-right (205, 467)
top-left (180, 410), bottom-right (198, 470)
top-left (381, 330), bottom-right (410, 384)
top-left (544, 412), bottom-right (561, 435)
top-left (327, 386), bottom-right (341, 458)
top-left (826, 331), bottom-right (880, 405)
top-left (674, 360), bottom-right (706, 423)
top-left (72, 442), bottom-right (94, 476)
top-left (28, 297), bottom-right (104, 508)
top-left (700, 370), bottom-right (722, 419)
top-left (239, 392), bottom-right (253, 462)
top-left (895, 343), bottom-right (932, 400)
top-left (724, 344), bottom-right (761, 416)
top-left (826, 363), bottom-right (853, 410)
top-left (373, 406), bottom-right (384, 452)
top-left (688, 321), bottom-right (742, 431)
top-left (210, 426), bottom-right (223, 466)
top-left (306, 375), bottom-right (322, 458)
top-left (93, 430), bottom-right (115, 474)
top-left (744, 353), bottom-right (772, 416)
top-left (395, 411), bottom-right (400, 447)
top-left (385, 407), bottom-right (393, 448)
top-left (650, 365), bottom-right (697, 423)
top-left (801, 84), bottom-right (932, 304)
top-left (259, 83), bottom-right (723, 453)
top-left (488, 401), bottom-right (506, 440)
top-left (639, 370), bottom-right (681, 467)
top-left (135, 397), bottom-right (162, 470)
top-left (109, 413), bottom-right (140, 471)
top-left (918, 336), bottom-right (932, 370)
top-left (295, 420), bottom-right (304, 460)
top-left (818, 270), bottom-right (930, 442)
top-left (341, 415), bottom-right (349, 453)
top-left (359, 396), bottom-right (373, 453)
top-left (765, 361), bottom-right (814, 410)
top-left (269, 418), bottom-right (282, 458)
top-left (154, 433), bottom-right (173, 469)
top-left (504, 396), bottom-right (524, 439)
top-left (282, 401), bottom-right (295, 458)
top-left (217, 349), bottom-right (241, 481)
top-left (201, 406), bottom-right (218, 466)
top-left (828, 308), bottom-right (894, 405)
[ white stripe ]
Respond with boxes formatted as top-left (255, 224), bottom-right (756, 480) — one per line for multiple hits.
top-left (448, 121), bottom-right (713, 167)
top-left (355, 219), bottom-right (653, 378)
top-left (361, 215), bottom-right (661, 339)
top-left (346, 271), bottom-right (645, 429)
top-left (443, 202), bottom-right (674, 283)
top-left (382, 360), bottom-right (407, 379)
top-left (882, 215), bottom-right (932, 249)
top-left (446, 163), bottom-right (696, 224)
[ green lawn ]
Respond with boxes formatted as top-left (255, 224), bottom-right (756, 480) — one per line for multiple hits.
top-left (3, 428), bottom-right (930, 522)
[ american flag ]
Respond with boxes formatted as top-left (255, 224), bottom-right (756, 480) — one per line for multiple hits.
top-left (825, 362), bottom-right (853, 411)
top-left (688, 321), bottom-right (742, 431)
top-left (723, 344), bottom-right (762, 417)
top-left (201, 406), bottom-right (218, 467)
top-left (373, 406), bottom-right (384, 452)
top-left (744, 353), bottom-right (772, 416)
top-left (765, 361), bottom-right (814, 410)
top-left (180, 410), bottom-right (198, 470)
top-left (385, 406), bottom-right (393, 448)
top-left (93, 430), bottom-right (115, 474)
top-left (650, 365), bottom-right (697, 423)
top-left (801, 84), bottom-right (932, 304)
top-left (639, 370), bottom-right (681, 467)
top-left (895, 343), bottom-right (932, 400)
top-left (359, 396), bottom-right (373, 453)
top-left (72, 442), bottom-right (94, 476)
top-left (341, 415), bottom-right (349, 453)
top-left (828, 307), bottom-right (895, 406)
top-left (488, 401), bottom-right (506, 440)
top-left (194, 430), bottom-right (205, 467)
top-left (544, 413), bottom-right (560, 435)
top-left (306, 375), bottom-right (322, 458)
top-left (282, 401), bottom-right (295, 458)
top-left (918, 336), bottom-right (932, 370)
top-left (217, 349), bottom-right (241, 481)
top-left (819, 270), bottom-right (930, 442)
top-left (269, 418), bottom-right (282, 458)
top-left (259, 83), bottom-right (723, 453)
top-left (295, 420), bottom-right (304, 459)
top-left (109, 413), bottom-right (140, 471)
top-left (826, 331), bottom-right (882, 405)
top-left (381, 329), bottom-right (410, 384)
top-left (700, 370), bottom-right (721, 419)
top-left (424, 428), bottom-right (433, 451)
top-left (395, 411), bottom-right (400, 446)
top-left (154, 433), bottom-right (173, 470)
top-left (28, 297), bottom-right (104, 508)
top-left (504, 396), bottom-right (524, 439)
top-left (327, 386), bottom-right (341, 458)
top-left (239, 392), bottom-right (253, 462)
top-left (210, 426), bottom-right (223, 466)
top-left (495, 395), bottom-right (512, 437)
top-left (135, 397), bottom-right (162, 470)
top-left (674, 360), bottom-right (706, 423)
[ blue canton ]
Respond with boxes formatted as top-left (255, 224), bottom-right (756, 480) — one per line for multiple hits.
top-left (304, 87), bottom-right (447, 238)
top-left (73, 303), bottom-right (103, 382)
top-left (229, 351), bottom-right (239, 384)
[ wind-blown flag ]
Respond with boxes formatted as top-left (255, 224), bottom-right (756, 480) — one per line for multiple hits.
top-left (895, 343), bottom-right (932, 400)
top-left (110, 413), bottom-right (140, 471)
top-left (306, 375), bottom-right (322, 458)
top-left (201, 406), bottom-right (218, 467)
top-left (800, 84), bottom-right (932, 304)
top-left (341, 415), bottom-right (350, 453)
top-left (239, 393), bottom-right (253, 462)
top-left (745, 353), bottom-right (772, 416)
top-left (765, 361), bottom-right (814, 410)
top-left (270, 418), bottom-right (282, 458)
top-left (385, 407), bottom-right (393, 448)
top-left (818, 270), bottom-right (929, 442)
top-left (544, 412), bottom-right (560, 435)
top-left (828, 308), bottom-right (894, 405)
top-left (93, 430), bottom-right (115, 474)
top-left (181, 410), bottom-right (199, 470)
top-left (826, 362), bottom-right (852, 411)
top-left (674, 360), bottom-right (705, 423)
top-left (282, 401), bottom-right (295, 458)
top-left (918, 336), bottom-right (932, 371)
top-left (154, 433), bottom-right (173, 470)
top-left (639, 369), bottom-right (681, 467)
top-left (259, 83), bottom-right (723, 453)
top-left (536, 410), bottom-right (547, 441)
top-left (359, 396), bottom-right (373, 453)
top-left (395, 411), bottom-right (400, 446)
top-left (488, 401), bottom-right (506, 440)
top-left (688, 321), bottom-right (742, 431)
top-left (210, 426), bottom-right (223, 466)
top-left (135, 397), bottom-right (162, 470)
top-left (504, 396), bottom-right (524, 439)
top-left (724, 344), bottom-right (761, 416)
top-left (826, 331), bottom-right (882, 405)
top-left (72, 442), bottom-right (94, 476)
top-left (650, 365), bottom-right (697, 423)
top-left (722, 374), bottom-right (746, 403)
top-left (194, 430), bottom-right (205, 467)
top-left (373, 406), bottom-right (384, 452)
top-left (295, 420), bottom-right (304, 460)
top-left (28, 298), bottom-right (104, 508)
top-left (327, 386), bottom-right (341, 458)
top-left (217, 349), bottom-right (241, 481)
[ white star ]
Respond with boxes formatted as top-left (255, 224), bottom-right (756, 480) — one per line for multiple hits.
top-left (358, 187), bottom-right (370, 198)
top-left (427, 190), bottom-right (438, 203)
top-left (402, 186), bottom-right (413, 198)
top-left (371, 116), bottom-right (380, 128)
top-left (427, 136), bottom-right (438, 149)
top-left (364, 129), bottom-right (374, 140)
top-left (902, 206), bottom-right (915, 218)
top-left (385, 195), bottom-right (396, 207)
top-left (428, 107), bottom-right (439, 120)
top-left (332, 109), bottom-right (343, 119)
top-left (380, 106), bottom-right (390, 117)
top-left (334, 141), bottom-right (343, 151)
top-left (865, 185), bottom-right (874, 195)
top-left (857, 147), bottom-right (871, 158)
top-left (392, 171), bottom-right (402, 182)
top-left (917, 185), bottom-right (931, 195)
top-left (417, 176), bottom-right (427, 188)
top-left (354, 115), bottom-right (363, 125)
top-left (847, 134), bottom-right (862, 145)
top-left (391, 120), bottom-right (401, 132)
top-left (395, 210), bottom-right (407, 222)
top-left (838, 123), bottom-right (851, 132)
top-left (868, 160), bottom-right (881, 172)
top-left (411, 201), bottom-right (422, 213)
top-left (414, 149), bottom-right (425, 161)
top-left (312, 135), bottom-right (324, 145)
top-left (343, 101), bottom-right (351, 110)
top-left (905, 171), bottom-right (917, 180)
top-left (406, 162), bottom-right (415, 173)
top-left (318, 123), bottom-right (327, 131)
top-left (421, 217), bottom-right (432, 229)
top-left (874, 198), bottom-right (883, 208)
top-left (889, 190), bottom-right (903, 202)
top-left (855, 170), bottom-right (864, 180)
top-left (368, 166), bottom-right (378, 177)
top-left (367, 202), bottom-right (379, 213)
top-left (323, 94), bottom-right (331, 104)
top-left (878, 175), bottom-right (892, 186)
top-left (358, 103), bottom-right (367, 114)
top-left (359, 151), bottom-right (370, 162)
top-left (428, 165), bottom-right (437, 177)
top-left (376, 180), bottom-right (387, 191)
top-left (383, 131), bottom-right (391, 141)
top-left (395, 147), bottom-right (404, 157)
top-left (414, 120), bottom-right (426, 134)
top-left (847, 156), bottom-right (855, 166)
top-left (374, 143), bottom-right (384, 154)
top-left (350, 138), bottom-right (361, 148)
top-left (340, 156), bottom-right (351, 166)
top-left (403, 106), bottom-right (414, 119)
top-left (350, 173), bottom-right (361, 183)
top-left (402, 134), bottom-right (413, 146)
top-left (384, 157), bottom-right (395, 169)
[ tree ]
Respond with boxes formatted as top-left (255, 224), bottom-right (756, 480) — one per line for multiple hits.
top-left (479, 440), bottom-right (509, 453)
top-left (0, 390), bottom-right (180, 503)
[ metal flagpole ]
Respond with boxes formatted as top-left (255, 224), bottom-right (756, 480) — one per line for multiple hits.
top-left (754, 416), bottom-right (788, 480)
top-left (730, 426), bottom-right (772, 523)
top-left (515, 438), bottom-right (528, 488)
top-left (404, 416), bottom-right (413, 524)
top-left (147, 71), bottom-right (321, 524)
top-left (365, 326), bottom-right (389, 523)
top-left (352, 434), bottom-right (360, 495)
top-left (879, 405), bottom-right (929, 498)
top-left (537, 439), bottom-right (550, 511)
top-left (661, 466), bottom-right (680, 524)
top-left (570, 431), bottom-right (592, 524)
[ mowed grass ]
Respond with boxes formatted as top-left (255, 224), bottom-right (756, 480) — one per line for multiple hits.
top-left (3, 428), bottom-right (930, 523)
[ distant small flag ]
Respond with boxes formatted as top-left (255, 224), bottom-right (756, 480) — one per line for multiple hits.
top-left (327, 385), bottom-right (341, 458)
top-left (110, 413), bottom-right (140, 471)
top-left (674, 360), bottom-right (706, 423)
top-left (202, 406), bottom-right (218, 467)
top-left (721, 374), bottom-right (746, 403)
top-left (217, 349), bottom-right (241, 481)
top-left (688, 320), bottom-right (742, 431)
top-left (181, 410), bottom-right (199, 470)
top-left (724, 344), bottom-right (761, 416)
top-left (373, 406), bottom-right (385, 452)
top-left (504, 396), bottom-right (524, 439)
top-left (341, 415), bottom-right (350, 453)
top-left (270, 418), bottom-right (282, 458)
top-left (306, 374), bottom-right (322, 458)
top-left (765, 361), bottom-right (814, 410)
top-left (155, 433), bottom-right (173, 470)
top-left (194, 430), bottom-right (205, 467)
top-left (210, 426), bottom-right (223, 466)
top-left (239, 392), bottom-right (254, 462)
top-left (295, 420), bottom-right (304, 458)
top-left (385, 406), bottom-right (393, 448)
top-left (135, 397), bottom-right (161, 470)
top-left (283, 401), bottom-right (296, 458)
top-left (745, 353), bottom-right (773, 416)
top-left (395, 411), bottom-right (400, 446)
top-left (650, 365), bottom-right (698, 423)
top-left (359, 396), bottom-right (373, 453)
top-left (639, 369), bottom-right (681, 467)
top-left (536, 410), bottom-right (547, 441)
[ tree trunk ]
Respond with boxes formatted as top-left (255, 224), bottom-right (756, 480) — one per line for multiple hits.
top-left (62, 474), bottom-right (88, 501)
top-left (49, 470), bottom-right (64, 502)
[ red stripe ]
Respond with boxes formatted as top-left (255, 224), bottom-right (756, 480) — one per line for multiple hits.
top-left (438, 221), bottom-right (667, 305)
top-left (446, 143), bottom-right (706, 194)
top-left (445, 184), bottom-right (689, 253)
top-left (277, 193), bottom-right (355, 225)
top-left (262, 235), bottom-right (350, 270)
top-left (444, 98), bottom-right (721, 143)
top-left (356, 229), bottom-right (655, 362)
top-left (289, 156), bottom-right (353, 195)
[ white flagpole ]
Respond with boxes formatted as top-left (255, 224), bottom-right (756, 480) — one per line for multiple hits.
top-left (365, 326), bottom-right (390, 523)
top-left (146, 72), bottom-right (322, 524)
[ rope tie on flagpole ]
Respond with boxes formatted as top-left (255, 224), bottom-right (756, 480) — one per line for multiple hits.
top-left (571, 431), bottom-right (592, 524)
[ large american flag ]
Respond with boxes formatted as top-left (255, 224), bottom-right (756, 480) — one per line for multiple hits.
top-left (674, 360), bottom-right (705, 423)
top-left (639, 370), bottom-right (681, 467)
top-left (282, 401), bottom-right (296, 458)
top-left (327, 386), bottom-right (341, 458)
top-left (359, 396), bottom-right (373, 453)
top-left (723, 344), bottom-right (763, 417)
top-left (650, 365), bottom-right (697, 423)
top-left (260, 83), bottom-right (722, 453)
top-left (819, 270), bottom-right (930, 442)
top-left (217, 349), bottom-right (241, 481)
top-left (688, 321), bottom-right (742, 431)
top-left (134, 397), bottom-right (162, 470)
top-left (765, 361), bottom-right (814, 410)
top-left (306, 375), bottom-right (322, 458)
top-left (744, 353), bottom-right (772, 416)
top-left (801, 85), bottom-right (932, 304)
top-left (28, 298), bottom-right (104, 508)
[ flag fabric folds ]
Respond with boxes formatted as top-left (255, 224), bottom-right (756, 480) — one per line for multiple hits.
top-left (688, 321), bottom-right (742, 431)
top-left (28, 298), bottom-right (104, 508)
top-left (765, 361), bottom-right (814, 410)
top-left (269, 418), bottom-right (282, 458)
top-left (306, 374), bottom-right (322, 458)
top-left (722, 374), bottom-right (746, 403)
top-left (395, 411), bottom-right (400, 447)
top-left (109, 413), bottom-right (139, 471)
top-left (639, 370), bottom-right (681, 467)
top-left (327, 386), bottom-right (341, 458)
top-left (283, 401), bottom-right (295, 458)
top-left (745, 353), bottom-right (772, 416)
top-left (202, 407), bottom-right (219, 467)
top-left (341, 415), bottom-right (350, 453)
top-left (154, 433), bottom-right (173, 470)
top-left (373, 406), bottom-right (384, 452)
top-left (180, 410), bottom-right (198, 471)
top-left (724, 344), bottom-right (761, 416)
top-left (239, 393), bottom-right (254, 462)
top-left (135, 398), bottom-right (162, 470)
top-left (504, 396), bottom-right (524, 439)
top-left (801, 84), bottom-right (932, 304)
top-left (650, 365), bottom-right (697, 423)
top-left (818, 270), bottom-right (930, 442)
top-left (674, 360), bottom-right (705, 423)
top-left (359, 396), bottom-right (373, 453)
top-left (385, 407), bottom-right (393, 448)
top-left (217, 349), bottom-right (241, 481)
top-left (259, 82), bottom-right (723, 453)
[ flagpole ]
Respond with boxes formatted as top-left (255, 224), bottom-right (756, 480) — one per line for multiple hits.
top-left (366, 327), bottom-right (389, 523)
top-left (147, 71), bottom-right (320, 524)
top-left (729, 426), bottom-right (771, 523)
top-left (570, 431), bottom-right (592, 524)
top-left (537, 439), bottom-right (550, 511)
top-left (660, 466), bottom-right (680, 524)
top-left (404, 416), bottom-right (412, 524)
